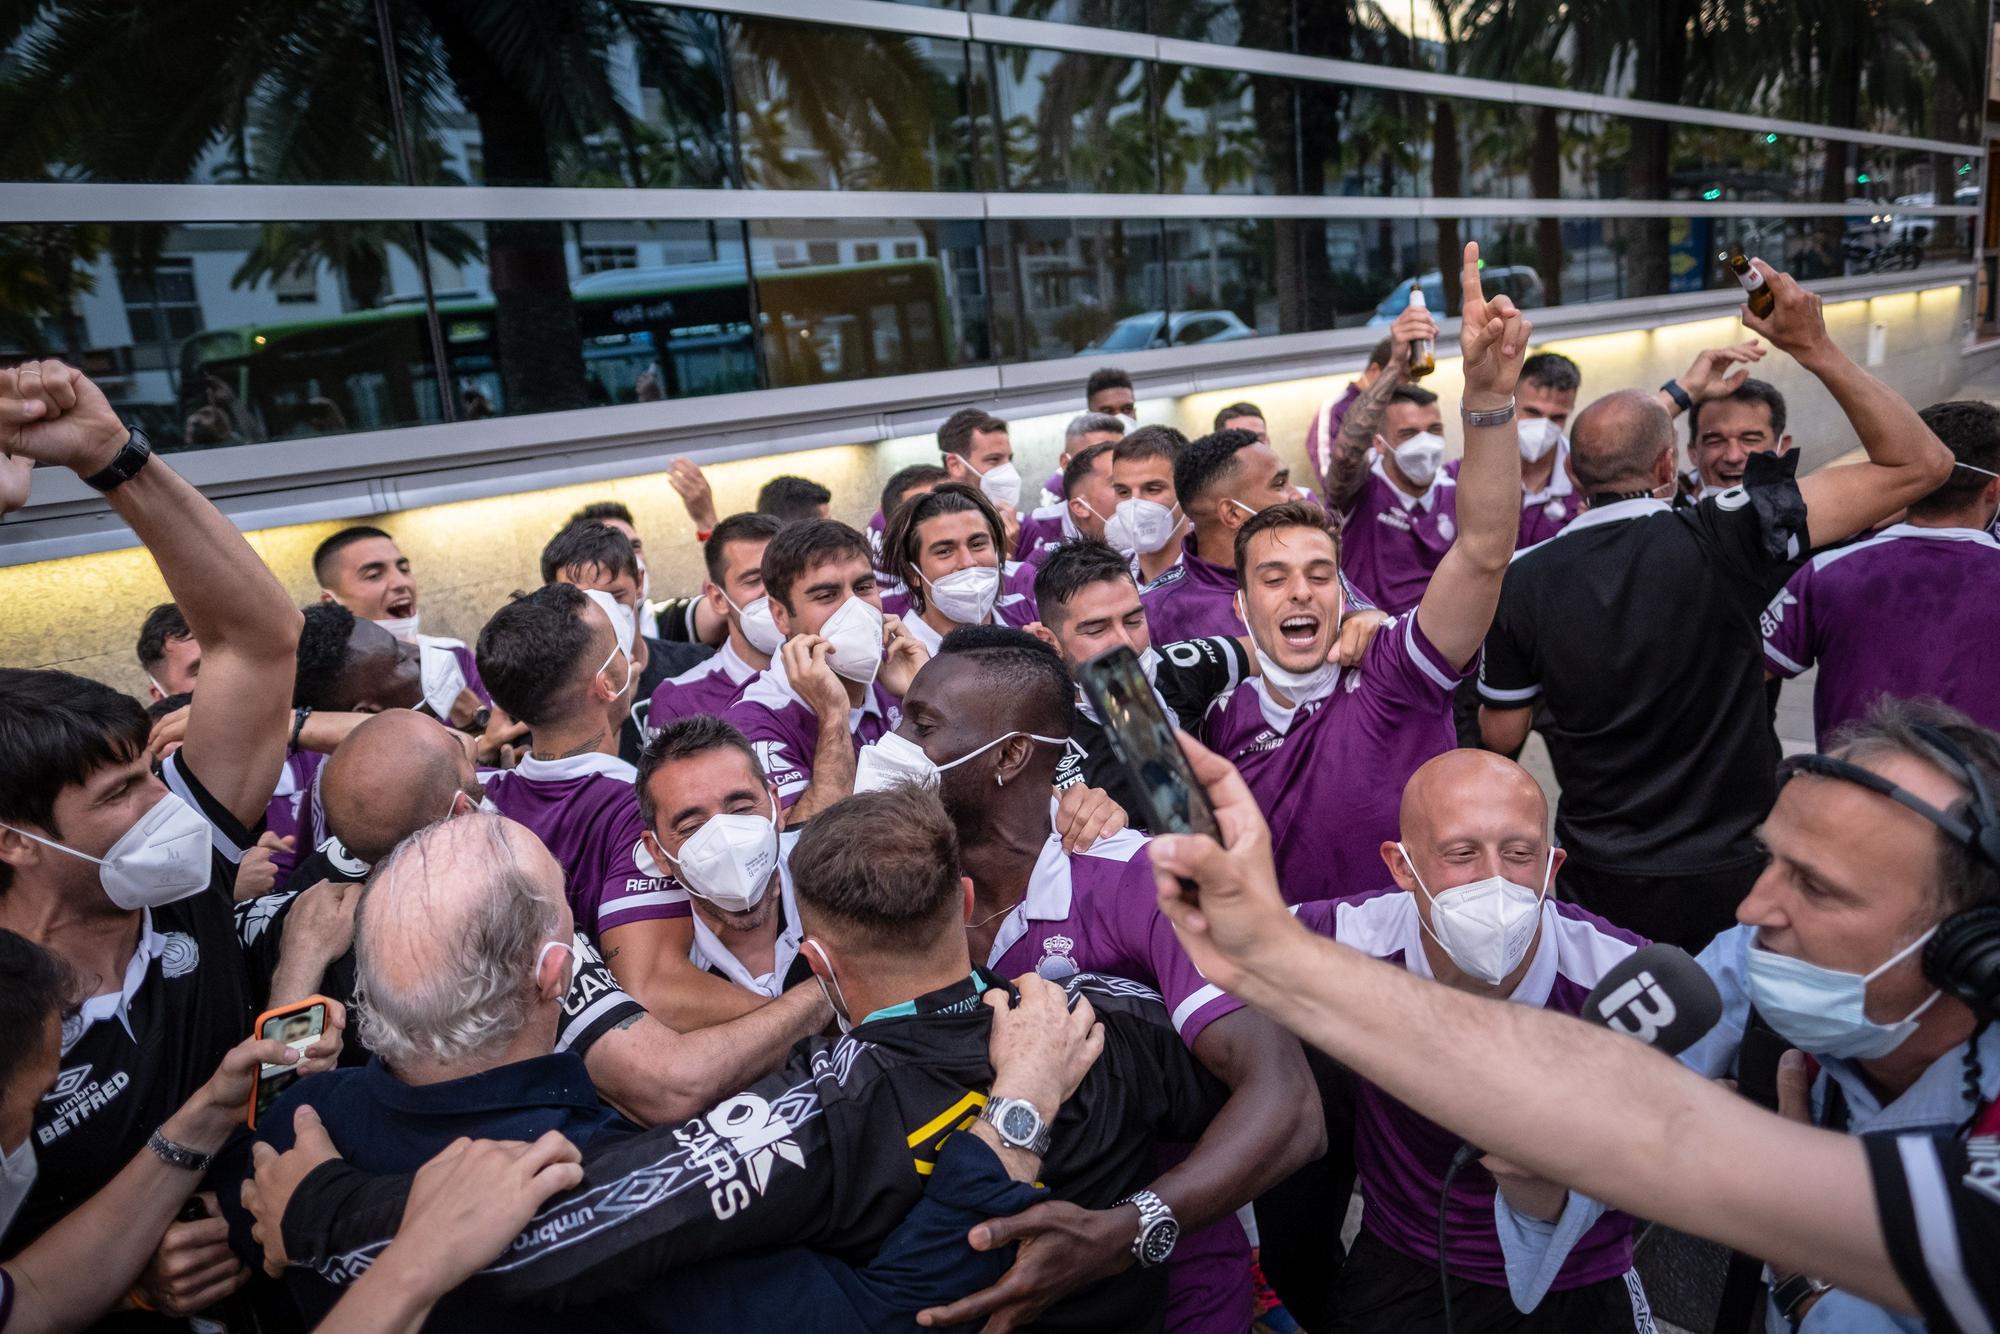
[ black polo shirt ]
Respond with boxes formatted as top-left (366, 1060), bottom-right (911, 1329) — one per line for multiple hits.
top-left (1477, 464), bottom-right (1808, 876)
top-left (1055, 636), bottom-right (1249, 829)
top-left (1868, 1133), bottom-right (2000, 1334)
top-left (4, 753), bottom-right (254, 1257)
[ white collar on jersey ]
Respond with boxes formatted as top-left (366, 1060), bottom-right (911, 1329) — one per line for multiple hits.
top-left (65, 907), bottom-right (170, 1050)
top-left (1559, 495), bottom-right (1671, 537)
top-left (687, 834), bottom-right (804, 997)
top-left (513, 751), bottom-right (636, 783)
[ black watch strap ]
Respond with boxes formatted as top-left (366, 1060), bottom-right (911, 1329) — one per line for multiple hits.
top-left (81, 426), bottom-right (152, 493)
top-left (1658, 379), bottom-right (1693, 413)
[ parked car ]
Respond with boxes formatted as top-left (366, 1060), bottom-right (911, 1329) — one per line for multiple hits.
top-left (1367, 266), bottom-right (1545, 324)
top-left (1084, 309), bottom-right (1257, 352)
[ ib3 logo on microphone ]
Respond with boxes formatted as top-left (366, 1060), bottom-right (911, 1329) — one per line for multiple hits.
top-left (1593, 970), bottom-right (1679, 1045)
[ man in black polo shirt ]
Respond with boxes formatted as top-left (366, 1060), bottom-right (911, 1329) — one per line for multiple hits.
top-left (1030, 539), bottom-right (1250, 824)
top-left (1476, 263), bottom-right (1954, 950)
top-left (0, 359), bottom-right (305, 1319)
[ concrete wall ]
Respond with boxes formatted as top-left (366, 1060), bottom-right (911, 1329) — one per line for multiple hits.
top-left (2, 283), bottom-right (1969, 697)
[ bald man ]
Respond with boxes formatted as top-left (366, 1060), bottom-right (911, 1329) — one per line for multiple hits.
top-left (1477, 265), bottom-right (1953, 951)
top-left (1291, 750), bottom-right (1659, 1332)
top-left (231, 712), bottom-right (828, 1125)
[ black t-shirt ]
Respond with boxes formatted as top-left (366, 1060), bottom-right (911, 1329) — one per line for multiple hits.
top-left (1867, 1132), bottom-right (2000, 1334)
top-left (625, 634), bottom-right (715, 762)
top-left (1056, 636), bottom-right (1249, 829)
top-left (4, 753), bottom-right (255, 1257)
top-left (1478, 468), bottom-right (1808, 875)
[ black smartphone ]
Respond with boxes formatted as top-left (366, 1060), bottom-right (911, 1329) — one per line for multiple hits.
top-left (1076, 646), bottom-right (1222, 845)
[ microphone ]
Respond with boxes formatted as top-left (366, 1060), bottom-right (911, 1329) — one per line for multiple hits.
top-left (1579, 942), bottom-right (1724, 1057)
top-left (1449, 945), bottom-right (1722, 1172)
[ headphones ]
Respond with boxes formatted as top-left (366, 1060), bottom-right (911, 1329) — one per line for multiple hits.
top-left (1776, 722), bottom-right (2000, 1023)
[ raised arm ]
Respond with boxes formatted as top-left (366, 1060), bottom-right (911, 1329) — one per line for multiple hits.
top-left (0, 361), bottom-right (300, 829)
top-left (1148, 731), bottom-right (1911, 1315)
top-left (1322, 304), bottom-right (1435, 506)
top-left (1416, 243), bottom-right (1532, 671)
top-left (1737, 260), bottom-right (1953, 550)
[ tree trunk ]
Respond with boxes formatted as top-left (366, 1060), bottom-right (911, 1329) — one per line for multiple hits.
top-left (1530, 105), bottom-right (1563, 307)
top-left (423, 1), bottom-right (590, 416)
top-left (1434, 100), bottom-right (1463, 313)
top-left (1627, 3), bottom-right (1690, 297)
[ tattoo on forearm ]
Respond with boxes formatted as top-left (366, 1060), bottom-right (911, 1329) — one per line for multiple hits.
top-left (1329, 369), bottom-right (1403, 503)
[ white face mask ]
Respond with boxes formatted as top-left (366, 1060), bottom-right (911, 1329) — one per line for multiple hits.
top-left (970, 458), bottom-right (1023, 510)
top-left (1746, 927), bottom-right (1944, 1060)
top-left (581, 589), bottom-right (638, 697)
top-left (1104, 498), bottom-right (1183, 555)
top-left (803, 938), bottom-right (854, 1035)
top-left (854, 728), bottom-right (1068, 795)
top-left (922, 565), bottom-right (1001, 626)
top-left (1138, 646), bottom-right (1162, 685)
top-left (1516, 417), bottom-right (1564, 464)
top-left (372, 613), bottom-right (421, 642)
top-left (725, 592), bottom-right (786, 658)
top-left (1391, 432), bottom-right (1447, 487)
top-left (0, 1135), bottom-right (36, 1243)
top-left (3, 792), bottom-right (214, 911)
top-left (418, 642), bottom-right (468, 720)
top-left (1401, 844), bottom-right (1552, 987)
top-left (660, 794), bottom-right (781, 915)
top-left (818, 597), bottom-right (886, 686)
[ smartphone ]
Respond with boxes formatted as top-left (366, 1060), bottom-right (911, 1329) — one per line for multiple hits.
top-left (247, 996), bottom-right (332, 1129)
top-left (1075, 646), bottom-right (1222, 846)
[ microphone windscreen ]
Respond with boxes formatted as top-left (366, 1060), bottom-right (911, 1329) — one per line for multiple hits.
top-left (1580, 943), bottom-right (1724, 1057)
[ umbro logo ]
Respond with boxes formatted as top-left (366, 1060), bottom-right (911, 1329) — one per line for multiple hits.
top-left (44, 1064), bottom-right (91, 1102)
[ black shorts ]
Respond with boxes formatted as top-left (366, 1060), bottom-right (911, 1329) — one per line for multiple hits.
top-left (1326, 1229), bottom-right (1657, 1334)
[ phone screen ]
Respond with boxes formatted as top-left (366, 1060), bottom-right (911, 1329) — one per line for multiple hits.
top-left (253, 1002), bottom-right (326, 1124)
top-left (1076, 646), bottom-right (1222, 843)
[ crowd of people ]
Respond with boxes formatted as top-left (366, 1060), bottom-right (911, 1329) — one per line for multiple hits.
top-left (0, 245), bottom-right (1996, 1334)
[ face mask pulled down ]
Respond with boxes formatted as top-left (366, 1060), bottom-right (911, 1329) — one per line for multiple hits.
top-left (854, 729), bottom-right (1068, 795)
top-left (1746, 927), bottom-right (1943, 1060)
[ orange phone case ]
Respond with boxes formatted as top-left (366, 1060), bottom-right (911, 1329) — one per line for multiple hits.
top-left (245, 994), bottom-right (335, 1129)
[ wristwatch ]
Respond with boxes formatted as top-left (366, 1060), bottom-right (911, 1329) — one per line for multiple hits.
top-left (1772, 1273), bottom-right (1831, 1328)
top-left (82, 425), bottom-right (152, 493)
top-left (1117, 1189), bottom-right (1180, 1268)
top-left (978, 1096), bottom-right (1051, 1156)
top-left (1659, 378), bottom-right (1693, 413)
top-left (147, 1127), bottom-right (213, 1174)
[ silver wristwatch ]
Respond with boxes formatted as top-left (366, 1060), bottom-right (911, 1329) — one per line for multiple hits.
top-left (1117, 1189), bottom-right (1181, 1268)
top-left (1462, 397), bottom-right (1516, 427)
top-left (978, 1096), bottom-right (1051, 1156)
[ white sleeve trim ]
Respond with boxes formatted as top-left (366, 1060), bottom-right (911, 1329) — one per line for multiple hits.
top-left (1171, 983), bottom-right (1228, 1034)
top-left (1402, 615), bottom-right (1460, 692)
top-left (595, 889), bottom-right (690, 927)
top-left (1762, 640), bottom-right (1807, 676)
top-left (1898, 1135), bottom-right (1998, 1334)
top-left (1479, 681), bottom-right (1541, 704)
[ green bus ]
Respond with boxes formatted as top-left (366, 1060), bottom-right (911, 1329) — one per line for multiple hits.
top-left (178, 256), bottom-right (953, 442)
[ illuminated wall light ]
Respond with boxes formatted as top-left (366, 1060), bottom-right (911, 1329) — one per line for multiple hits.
top-left (1701, 188), bottom-right (1722, 201)
top-left (1764, 133), bottom-right (1779, 144)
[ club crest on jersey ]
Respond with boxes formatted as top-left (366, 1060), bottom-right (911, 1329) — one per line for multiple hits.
top-left (1436, 513), bottom-right (1455, 541)
top-left (1036, 934), bottom-right (1078, 981)
top-left (159, 932), bottom-right (199, 978)
top-left (707, 1092), bottom-right (805, 1194)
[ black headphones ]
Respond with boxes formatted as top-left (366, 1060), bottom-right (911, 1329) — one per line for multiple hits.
top-left (1777, 722), bottom-right (2000, 1022)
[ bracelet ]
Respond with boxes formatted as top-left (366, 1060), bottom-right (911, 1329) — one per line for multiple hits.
top-left (1772, 1272), bottom-right (1830, 1325)
top-left (1461, 398), bottom-right (1516, 428)
top-left (147, 1127), bottom-right (214, 1174)
top-left (289, 705), bottom-right (313, 752)
top-left (1659, 378), bottom-right (1693, 412)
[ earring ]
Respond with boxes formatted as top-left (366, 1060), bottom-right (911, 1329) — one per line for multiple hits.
top-left (996, 773), bottom-right (1005, 788)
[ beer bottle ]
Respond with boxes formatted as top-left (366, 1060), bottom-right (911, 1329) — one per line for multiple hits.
top-left (1406, 286), bottom-right (1436, 379)
top-left (1722, 248), bottom-right (1775, 319)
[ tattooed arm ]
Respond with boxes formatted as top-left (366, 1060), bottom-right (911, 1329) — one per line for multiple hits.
top-left (1325, 303), bottom-right (1435, 508)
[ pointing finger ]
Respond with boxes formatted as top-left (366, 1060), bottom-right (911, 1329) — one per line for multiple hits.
top-left (1460, 241), bottom-right (1485, 310)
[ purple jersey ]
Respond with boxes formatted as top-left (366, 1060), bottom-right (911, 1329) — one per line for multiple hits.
top-left (1015, 503), bottom-right (1076, 569)
top-left (482, 752), bottom-right (689, 940)
top-left (1305, 382), bottom-right (1363, 490)
top-left (1042, 466), bottom-right (1065, 502)
top-left (647, 639), bottom-right (760, 732)
top-left (866, 509), bottom-right (904, 601)
top-left (1338, 458), bottom-right (1459, 615)
top-left (1444, 447), bottom-right (1582, 550)
top-left (1140, 538), bottom-right (1249, 644)
top-left (261, 750), bottom-right (325, 883)
top-left (1205, 613), bottom-right (1463, 902)
top-left (1296, 890), bottom-right (1647, 1289)
top-left (721, 653), bottom-right (902, 810)
top-left (1761, 522), bottom-right (2000, 749)
top-left (987, 828), bottom-right (1249, 1334)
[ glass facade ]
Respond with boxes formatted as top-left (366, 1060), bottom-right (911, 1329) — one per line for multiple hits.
top-left (0, 1), bottom-right (1982, 454)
